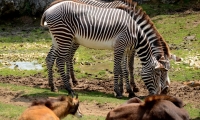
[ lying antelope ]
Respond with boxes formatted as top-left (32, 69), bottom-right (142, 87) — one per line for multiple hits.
top-left (18, 95), bottom-right (82, 120)
top-left (183, 81), bottom-right (200, 87)
top-left (106, 95), bottom-right (189, 120)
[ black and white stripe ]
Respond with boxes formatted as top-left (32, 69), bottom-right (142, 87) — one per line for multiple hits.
top-left (42, 0), bottom-right (170, 97)
top-left (45, 0), bottom-right (136, 97)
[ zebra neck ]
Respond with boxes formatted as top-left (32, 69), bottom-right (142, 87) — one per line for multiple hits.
top-left (137, 53), bottom-right (158, 69)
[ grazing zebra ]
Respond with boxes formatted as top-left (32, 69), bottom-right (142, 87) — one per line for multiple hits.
top-left (46, 0), bottom-right (172, 95)
top-left (45, 0), bottom-right (140, 94)
top-left (41, 0), bottom-right (170, 98)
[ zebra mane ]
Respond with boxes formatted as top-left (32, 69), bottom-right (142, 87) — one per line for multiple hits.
top-left (116, 2), bottom-right (170, 59)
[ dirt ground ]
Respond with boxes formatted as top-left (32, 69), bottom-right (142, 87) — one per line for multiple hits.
top-left (0, 74), bottom-right (200, 118)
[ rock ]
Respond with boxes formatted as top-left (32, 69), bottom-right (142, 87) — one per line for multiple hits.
top-left (184, 35), bottom-right (196, 41)
top-left (171, 54), bottom-right (182, 62)
top-left (189, 59), bottom-right (195, 66)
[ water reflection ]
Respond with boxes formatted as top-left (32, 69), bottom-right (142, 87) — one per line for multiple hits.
top-left (9, 61), bottom-right (43, 70)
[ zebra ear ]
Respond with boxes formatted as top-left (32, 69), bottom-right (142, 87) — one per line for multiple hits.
top-left (155, 62), bottom-right (165, 69)
top-left (158, 56), bottom-right (167, 62)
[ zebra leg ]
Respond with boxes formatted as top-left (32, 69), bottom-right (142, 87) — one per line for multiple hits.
top-left (46, 47), bottom-right (58, 92)
top-left (113, 49), bottom-right (124, 98)
top-left (121, 53), bottom-right (136, 98)
top-left (68, 42), bottom-right (79, 87)
top-left (128, 50), bottom-right (139, 92)
top-left (56, 57), bottom-right (75, 96)
top-left (114, 47), bottom-right (133, 98)
top-left (119, 68), bottom-right (124, 94)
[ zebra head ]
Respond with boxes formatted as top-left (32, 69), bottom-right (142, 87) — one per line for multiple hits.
top-left (140, 55), bottom-right (170, 95)
top-left (155, 56), bottom-right (170, 94)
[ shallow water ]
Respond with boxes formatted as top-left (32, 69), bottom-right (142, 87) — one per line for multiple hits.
top-left (77, 58), bottom-right (142, 74)
top-left (9, 61), bottom-right (43, 70)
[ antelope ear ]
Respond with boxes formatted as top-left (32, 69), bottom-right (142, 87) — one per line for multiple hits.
top-left (60, 96), bottom-right (66, 101)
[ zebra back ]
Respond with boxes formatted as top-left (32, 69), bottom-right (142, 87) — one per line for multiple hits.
top-left (41, 0), bottom-right (138, 27)
top-left (116, 3), bottom-right (170, 60)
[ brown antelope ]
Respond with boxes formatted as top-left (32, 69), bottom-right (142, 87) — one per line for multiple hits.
top-left (18, 95), bottom-right (82, 120)
top-left (106, 95), bottom-right (189, 120)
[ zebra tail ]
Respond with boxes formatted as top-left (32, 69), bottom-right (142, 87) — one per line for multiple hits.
top-left (40, 12), bottom-right (47, 27)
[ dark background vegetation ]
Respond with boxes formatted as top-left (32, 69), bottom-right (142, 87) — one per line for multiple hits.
top-left (0, 0), bottom-right (199, 20)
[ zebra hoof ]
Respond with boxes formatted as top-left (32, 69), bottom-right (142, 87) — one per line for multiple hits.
top-left (116, 95), bottom-right (123, 99)
top-left (133, 87), bottom-right (139, 92)
top-left (114, 89), bottom-right (123, 99)
top-left (119, 89), bottom-right (124, 95)
top-left (70, 91), bottom-right (76, 98)
top-left (73, 81), bottom-right (79, 87)
top-left (161, 87), bottom-right (170, 94)
top-left (70, 83), bottom-right (78, 88)
top-left (128, 92), bottom-right (136, 98)
top-left (51, 87), bottom-right (58, 92)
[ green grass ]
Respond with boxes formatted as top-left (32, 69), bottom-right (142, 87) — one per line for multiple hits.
top-left (1, 9), bottom-right (200, 81)
top-left (0, 83), bottom-right (127, 120)
top-left (185, 104), bottom-right (200, 119)
top-left (0, 101), bottom-right (106, 120)
top-left (169, 62), bottom-right (200, 81)
top-left (0, 102), bottom-right (26, 119)
top-left (0, 68), bottom-right (43, 77)
top-left (0, 82), bottom-right (127, 103)
top-left (0, 83), bottom-right (199, 119)
top-left (0, 3), bottom-right (200, 119)
top-left (0, 4), bottom-right (199, 81)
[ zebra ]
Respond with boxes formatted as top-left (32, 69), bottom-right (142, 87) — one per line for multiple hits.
top-left (45, 0), bottom-right (140, 94)
top-left (45, 0), bottom-right (171, 95)
top-left (56, 0), bottom-right (174, 94)
top-left (46, 0), bottom-right (176, 94)
top-left (41, 0), bottom-right (171, 98)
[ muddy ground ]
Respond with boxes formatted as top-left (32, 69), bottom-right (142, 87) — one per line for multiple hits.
top-left (0, 74), bottom-right (200, 119)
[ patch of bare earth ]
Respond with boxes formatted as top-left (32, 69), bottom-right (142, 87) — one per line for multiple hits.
top-left (0, 74), bottom-right (200, 117)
